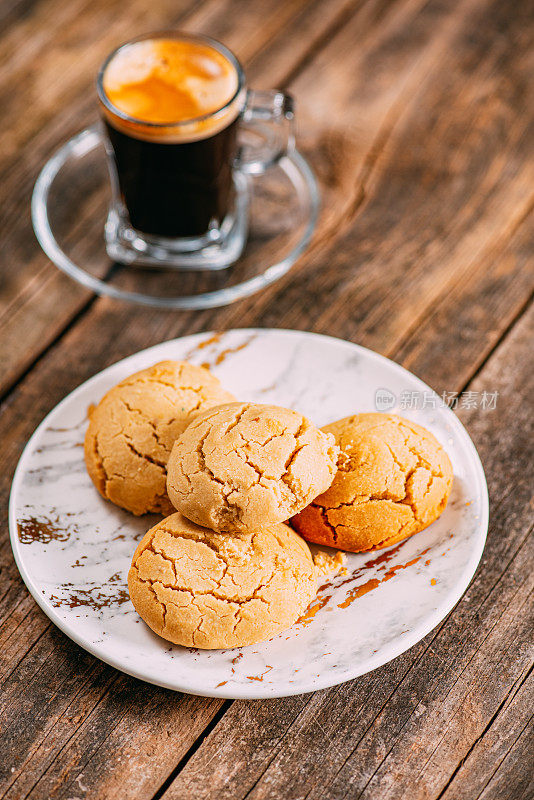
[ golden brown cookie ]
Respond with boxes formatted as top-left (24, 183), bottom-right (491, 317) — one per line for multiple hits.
top-left (292, 413), bottom-right (453, 553)
top-left (166, 402), bottom-right (339, 534)
top-left (128, 512), bottom-right (316, 649)
top-left (84, 361), bottom-right (235, 516)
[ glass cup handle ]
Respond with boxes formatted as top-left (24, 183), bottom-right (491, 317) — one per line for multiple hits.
top-left (235, 89), bottom-right (295, 175)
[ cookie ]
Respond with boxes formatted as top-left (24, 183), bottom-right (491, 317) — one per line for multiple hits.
top-left (128, 512), bottom-right (316, 648)
top-left (84, 361), bottom-right (235, 516)
top-left (292, 413), bottom-right (453, 552)
top-left (166, 402), bottom-right (339, 533)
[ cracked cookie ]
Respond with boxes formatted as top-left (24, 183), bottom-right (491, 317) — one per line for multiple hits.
top-left (84, 361), bottom-right (235, 516)
top-left (292, 413), bottom-right (453, 552)
top-left (128, 512), bottom-right (317, 648)
top-left (166, 402), bottom-right (339, 534)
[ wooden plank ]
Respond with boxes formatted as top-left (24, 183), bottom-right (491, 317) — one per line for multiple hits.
top-left (154, 303), bottom-right (534, 800)
top-left (23, 0), bottom-right (534, 390)
top-left (0, 644), bottom-right (222, 800)
top-left (1, 0), bottom-right (528, 404)
top-left (438, 667), bottom-right (533, 800)
top-left (240, 0), bottom-right (534, 358)
top-left (393, 214), bottom-right (534, 393)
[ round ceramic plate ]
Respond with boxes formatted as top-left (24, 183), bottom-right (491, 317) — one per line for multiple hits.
top-left (9, 330), bottom-right (488, 699)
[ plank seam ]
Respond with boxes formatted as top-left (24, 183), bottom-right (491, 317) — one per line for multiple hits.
top-left (0, 620), bottom-right (51, 688)
top-left (411, 586), bottom-right (534, 787)
top-left (0, 279), bottom-right (106, 410)
top-left (150, 700), bottom-right (233, 800)
top-left (0, 0), bottom-right (370, 412)
top-left (239, 620), bottom-right (451, 800)
top-left (473, 706), bottom-right (534, 800)
top-left (455, 290), bottom-right (534, 397)
top-left (277, 0), bottom-right (365, 88)
top-left (390, 197), bottom-right (534, 368)
top-left (3, 672), bottom-right (119, 800)
top-left (0, 592), bottom-right (46, 639)
top-left (435, 661), bottom-right (534, 800)
top-left (346, 529), bottom-right (534, 799)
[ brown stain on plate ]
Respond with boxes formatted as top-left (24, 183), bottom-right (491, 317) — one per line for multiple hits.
top-left (337, 578), bottom-right (380, 609)
top-left (184, 332), bottom-right (222, 363)
top-left (201, 334), bottom-right (256, 369)
top-left (246, 665), bottom-right (273, 682)
top-left (297, 541), bottom-right (434, 619)
top-left (50, 583), bottom-right (130, 611)
top-left (185, 331), bottom-right (256, 369)
top-left (46, 418), bottom-right (86, 433)
top-left (297, 594), bottom-right (332, 626)
top-left (18, 514), bottom-right (72, 545)
top-left (336, 548), bottom-right (431, 610)
top-left (214, 339), bottom-right (253, 366)
top-left (382, 554), bottom-right (428, 582)
top-left (197, 333), bottom-right (222, 350)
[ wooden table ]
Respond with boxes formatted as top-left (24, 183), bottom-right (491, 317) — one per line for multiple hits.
top-left (1, 0), bottom-right (533, 797)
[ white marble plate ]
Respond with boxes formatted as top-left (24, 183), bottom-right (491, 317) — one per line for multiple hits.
top-left (9, 329), bottom-right (488, 698)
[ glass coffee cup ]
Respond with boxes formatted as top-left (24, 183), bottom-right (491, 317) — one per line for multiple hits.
top-left (97, 31), bottom-right (295, 269)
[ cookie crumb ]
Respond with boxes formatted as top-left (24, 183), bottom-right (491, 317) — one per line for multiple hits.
top-left (313, 550), bottom-right (347, 579)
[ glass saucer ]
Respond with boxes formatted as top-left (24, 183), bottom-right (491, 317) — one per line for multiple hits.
top-left (32, 124), bottom-right (320, 309)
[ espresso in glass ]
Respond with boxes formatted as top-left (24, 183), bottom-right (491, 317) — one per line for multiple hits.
top-left (98, 34), bottom-right (245, 240)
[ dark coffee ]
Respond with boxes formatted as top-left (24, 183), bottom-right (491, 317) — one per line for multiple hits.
top-left (99, 36), bottom-right (243, 239)
top-left (103, 117), bottom-right (239, 237)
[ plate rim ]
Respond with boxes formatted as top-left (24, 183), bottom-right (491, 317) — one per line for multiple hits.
top-left (9, 328), bottom-right (489, 698)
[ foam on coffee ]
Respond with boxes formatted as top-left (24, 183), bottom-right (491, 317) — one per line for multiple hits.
top-left (101, 38), bottom-right (242, 142)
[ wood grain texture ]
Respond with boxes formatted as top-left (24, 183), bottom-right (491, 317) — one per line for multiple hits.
top-left (0, 0), bottom-right (532, 797)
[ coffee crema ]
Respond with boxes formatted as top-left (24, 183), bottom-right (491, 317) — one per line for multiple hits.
top-left (101, 38), bottom-right (241, 142)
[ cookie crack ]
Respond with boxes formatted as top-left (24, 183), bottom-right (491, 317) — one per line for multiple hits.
top-left (90, 432), bottom-right (109, 495)
top-left (324, 427), bottom-right (446, 525)
top-left (317, 504), bottom-right (338, 544)
top-left (157, 530), bottom-right (231, 563)
top-left (94, 434), bottom-right (152, 497)
top-left (121, 399), bottom-right (170, 451)
top-left (146, 536), bottom-right (230, 585)
top-left (132, 567), bottom-right (169, 628)
top-left (279, 419), bottom-right (308, 500)
top-left (124, 439), bottom-right (166, 471)
top-left (137, 575), bottom-right (270, 607)
top-left (197, 407), bottom-right (253, 524)
top-left (222, 404), bottom-right (251, 437)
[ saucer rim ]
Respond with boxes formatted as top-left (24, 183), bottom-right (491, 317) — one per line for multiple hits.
top-left (32, 124), bottom-right (320, 309)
